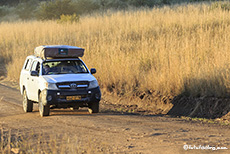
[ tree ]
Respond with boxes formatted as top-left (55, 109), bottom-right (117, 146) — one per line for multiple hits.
top-left (36, 0), bottom-right (76, 20)
top-left (0, 0), bottom-right (19, 6)
top-left (15, 0), bottom-right (39, 19)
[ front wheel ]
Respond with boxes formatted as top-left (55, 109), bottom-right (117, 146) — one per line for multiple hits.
top-left (88, 102), bottom-right (99, 113)
top-left (22, 90), bottom-right (33, 112)
top-left (39, 93), bottom-right (50, 117)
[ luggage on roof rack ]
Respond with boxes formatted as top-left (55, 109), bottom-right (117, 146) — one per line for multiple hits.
top-left (34, 45), bottom-right (84, 59)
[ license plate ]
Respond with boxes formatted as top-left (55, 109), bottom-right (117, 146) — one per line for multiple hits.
top-left (66, 96), bottom-right (81, 101)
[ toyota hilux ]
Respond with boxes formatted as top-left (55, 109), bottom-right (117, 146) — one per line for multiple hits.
top-left (19, 45), bottom-right (101, 117)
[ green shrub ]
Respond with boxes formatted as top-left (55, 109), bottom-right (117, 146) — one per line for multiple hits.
top-left (36, 0), bottom-right (76, 20)
top-left (57, 13), bottom-right (80, 24)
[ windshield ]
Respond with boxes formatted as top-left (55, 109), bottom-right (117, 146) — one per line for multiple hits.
top-left (42, 60), bottom-right (89, 75)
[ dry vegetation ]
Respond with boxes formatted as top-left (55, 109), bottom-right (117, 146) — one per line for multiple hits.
top-left (0, 128), bottom-right (109, 154)
top-left (1, 3), bottom-right (230, 98)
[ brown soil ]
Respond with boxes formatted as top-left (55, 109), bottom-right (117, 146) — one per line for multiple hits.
top-left (0, 58), bottom-right (6, 79)
top-left (0, 83), bottom-right (230, 153)
top-left (102, 90), bottom-right (230, 121)
top-left (168, 96), bottom-right (230, 120)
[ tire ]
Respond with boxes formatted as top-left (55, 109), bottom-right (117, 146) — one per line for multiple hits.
top-left (22, 90), bottom-right (33, 112)
top-left (89, 102), bottom-right (99, 113)
top-left (39, 93), bottom-right (50, 117)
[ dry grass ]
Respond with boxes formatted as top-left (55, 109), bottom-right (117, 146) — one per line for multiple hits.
top-left (1, 3), bottom-right (230, 98)
top-left (0, 128), bottom-right (109, 154)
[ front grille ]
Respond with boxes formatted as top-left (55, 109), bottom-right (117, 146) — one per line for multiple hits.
top-left (56, 81), bottom-right (89, 89)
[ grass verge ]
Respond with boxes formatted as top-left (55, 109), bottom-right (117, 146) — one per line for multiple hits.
top-left (0, 128), bottom-right (110, 154)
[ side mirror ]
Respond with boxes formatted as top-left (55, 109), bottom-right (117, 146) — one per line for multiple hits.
top-left (31, 71), bottom-right (39, 76)
top-left (90, 68), bottom-right (96, 74)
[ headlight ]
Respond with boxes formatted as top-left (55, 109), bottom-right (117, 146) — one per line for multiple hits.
top-left (45, 82), bottom-right (58, 90)
top-left (88, 80), bottom-right (99, 89)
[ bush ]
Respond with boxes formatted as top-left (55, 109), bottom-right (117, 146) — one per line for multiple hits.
top-left (93, 0), bottom-right (159, 9)
top-left (0, 6), bottom-right (9, 17)
top-left (74, 0), bottom-right (100, 14)
top-left (129, 0), bottom-right (161, 7)
top-left (94, 0), bottom-right (128, 10)
top-left (36, 0), bottom-right (76, 20)
top-left (210, 1), bottom-right (230, 11)
top-left (0, 0), bottom-right (20, 6)
top-left (15, 0), bottom-right (39, 20)
top-left (57, 13), bottom-right (80, 24)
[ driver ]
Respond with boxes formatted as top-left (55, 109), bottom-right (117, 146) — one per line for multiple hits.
top-left (43, 65), bottom-right (50, 75)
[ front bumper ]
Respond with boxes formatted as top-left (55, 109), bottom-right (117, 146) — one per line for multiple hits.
top-left (40, 87), bottom-right (101, 107)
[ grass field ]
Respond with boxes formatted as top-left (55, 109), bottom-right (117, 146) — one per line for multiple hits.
top-left (1, 3), bottom-right (230, 98)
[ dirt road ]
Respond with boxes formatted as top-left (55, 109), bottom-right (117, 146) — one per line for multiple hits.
top-left (0, 83), bottom-right (229, 154)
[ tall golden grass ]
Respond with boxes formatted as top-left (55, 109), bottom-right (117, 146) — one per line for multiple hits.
top-left (1, 3), bottom-right (230, 98)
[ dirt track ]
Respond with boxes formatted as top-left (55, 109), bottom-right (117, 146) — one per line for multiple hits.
top-left (0, 83), bottom-right (230, 154)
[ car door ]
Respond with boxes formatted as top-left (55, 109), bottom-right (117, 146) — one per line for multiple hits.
top-left (27, 60), bottom-right (41, 102)
top-left (20, 58), bottom-right (33, 95)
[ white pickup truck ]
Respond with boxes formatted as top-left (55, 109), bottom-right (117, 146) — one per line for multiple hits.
top-left (19, 45), bottom-right (101, 117)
